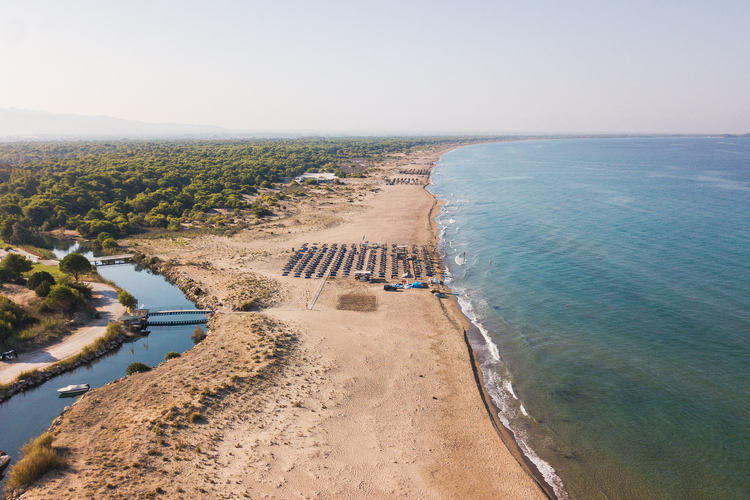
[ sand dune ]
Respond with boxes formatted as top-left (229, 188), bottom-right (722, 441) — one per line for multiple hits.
top-left (18, 146), bottom-right (550, 499)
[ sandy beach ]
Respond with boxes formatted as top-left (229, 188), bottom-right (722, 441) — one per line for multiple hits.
top-left (15, 146), bottom-right (551, 499)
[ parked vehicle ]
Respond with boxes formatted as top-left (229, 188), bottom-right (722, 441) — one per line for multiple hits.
top-left (1, 350), bottom-right (18, 361)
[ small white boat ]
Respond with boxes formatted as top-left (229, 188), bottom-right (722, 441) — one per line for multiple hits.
top-left (0, 451), bottom-right (10, 474)
top-left (57, 383), bottom-right (90, 395)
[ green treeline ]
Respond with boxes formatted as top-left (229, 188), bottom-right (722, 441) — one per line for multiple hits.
top-left (0, 137), bottom-right (485, 242)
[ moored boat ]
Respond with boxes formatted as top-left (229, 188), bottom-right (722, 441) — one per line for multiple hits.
top-left (0, 450), bottom-right (10, 474)
top-left (57, 383), bottom-right (90, 396)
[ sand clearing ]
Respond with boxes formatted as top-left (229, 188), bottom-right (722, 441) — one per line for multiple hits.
top-left (17, 147), bottom-right (549, 499)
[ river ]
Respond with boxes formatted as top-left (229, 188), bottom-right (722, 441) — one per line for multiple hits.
top-left (0, 241), bottom-right (205, 478)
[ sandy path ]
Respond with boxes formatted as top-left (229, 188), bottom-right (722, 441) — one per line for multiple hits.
top-left (0, 282), bottom-right (126, 384)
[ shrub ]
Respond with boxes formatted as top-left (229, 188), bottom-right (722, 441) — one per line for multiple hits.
top-left (164, 351), bottom-right (181, 361)
top-left (96, 231), bottom-right (113, 242)
top-left (43, 284), bottom-right (82, 312)
top-left (188, 412), bottom-right (203, 423)
top-left (101, 238), bottom-right (119, 251)
top-left (126, 362), bottom-right (151, 376)
top-left (118, 290), bottom-right (137, 309)
top-left (66, 280), bottom-right (92, 298)
top-left (191, 327), bottom-right (207, 345)
top-left (85, 322), bottom-right (124, 355)
top-left (5, 433), bottom-right (66, 492)
top-left (35, 281), bottom-right (52, 297)
top-left (27, 271), bottom-right (55, 290)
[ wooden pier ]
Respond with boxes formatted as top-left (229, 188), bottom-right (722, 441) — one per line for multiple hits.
top-left (147, 317), bottom-right (208, 326)
top-left (88, 254), bottom-right (135, 266)
top-left (118, 307), bottom-right (212, 329)
top-left (148, 309), bottom-right (212, 316)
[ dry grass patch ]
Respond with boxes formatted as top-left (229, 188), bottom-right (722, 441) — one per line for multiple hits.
top-left (14, 313), bottom-right (299, 499)
top-left (336, 293), bottom-right (377, 312)
top-left (5, 433), bottom-right (66, 494)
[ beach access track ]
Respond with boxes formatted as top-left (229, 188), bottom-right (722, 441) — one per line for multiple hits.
top-left (0, 282), bottom-right (126, 385)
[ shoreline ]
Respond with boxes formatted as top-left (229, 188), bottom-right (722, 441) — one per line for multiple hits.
top-left (0, 282), bottom-right (127, 393)
top-left (425, 145), bottom-right (559, 500)
top-left (12, 143), bottom-right (551, 499)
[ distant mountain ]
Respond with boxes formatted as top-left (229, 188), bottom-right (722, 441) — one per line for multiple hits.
top-left (0, 108), bottom-right (238, 140)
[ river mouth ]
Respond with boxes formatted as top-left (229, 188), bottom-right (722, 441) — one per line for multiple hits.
top-left (0, 239), bottom-right (205, 477)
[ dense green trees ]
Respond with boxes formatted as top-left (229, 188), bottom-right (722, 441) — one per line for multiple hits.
top-left (0, 137), bottom-right (488, 237)
top-left (91, 232), bottom-right (118, 252)
top-left (0, 253), bottom-right (34, 282)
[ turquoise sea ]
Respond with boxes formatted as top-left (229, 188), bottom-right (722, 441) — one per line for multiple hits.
top-left (428, 138), bottom-right (750, 500)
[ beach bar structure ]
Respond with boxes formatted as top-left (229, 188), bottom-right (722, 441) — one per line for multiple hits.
top-left (354, 270), bottom-right (372, 282)
top-left (119, 309), bottom-right (149, 330)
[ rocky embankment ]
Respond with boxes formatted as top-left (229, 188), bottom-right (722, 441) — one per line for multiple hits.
top-left (0, 334), bottom-right (129, 404)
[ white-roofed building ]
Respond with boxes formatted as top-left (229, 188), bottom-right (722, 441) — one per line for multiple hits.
top-left (294, 172), bottom-right (337, 184)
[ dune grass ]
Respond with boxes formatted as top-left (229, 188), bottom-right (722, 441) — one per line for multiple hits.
top-left (4, 433), bottom-right (66, 492)
top-left (24, 262), bottom-right (66, 280)
top-left (81, 322), bottom-right (124, 357)
top-left (8, 318), bottom-right (65, 347)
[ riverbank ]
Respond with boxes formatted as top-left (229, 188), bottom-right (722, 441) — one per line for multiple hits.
top-left (13, 145), bottom-right (548, 499)
top-left (0, 282), bottom-right (126, 389)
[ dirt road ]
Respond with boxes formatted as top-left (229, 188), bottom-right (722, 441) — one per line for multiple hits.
top-left (0, 282), bottom-right (126, 384)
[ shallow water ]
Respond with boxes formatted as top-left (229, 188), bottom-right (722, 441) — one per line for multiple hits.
top-left (429, 138), bottom-right (750, 500)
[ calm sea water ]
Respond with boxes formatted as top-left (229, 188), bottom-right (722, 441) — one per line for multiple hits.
top-left (428, 138), bottom-right (750, 500)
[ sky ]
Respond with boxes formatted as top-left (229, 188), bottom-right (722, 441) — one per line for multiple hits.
top-left (1, 0), bottom-right (749, 134)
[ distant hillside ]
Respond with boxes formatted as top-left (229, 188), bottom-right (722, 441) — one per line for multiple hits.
top-left (0, 108), bottom-right (236, 140)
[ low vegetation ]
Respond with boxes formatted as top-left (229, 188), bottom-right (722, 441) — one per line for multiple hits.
top-left (4, 433), bottom-right (66, 493)
top-left (27, 262), bottom-right (65, 280)
top-left (0, 295), bottom-right (40, 348)
top-left (117, 289), bottom-right (137, 309)
top-left (126, 362), bottom-right (151, 376)
top-left (191, 326), bottom-right (206, 344)
top-left (82, 322), bottom-right (124, 357)
top-left (7, 318), bottom-right (65, 347)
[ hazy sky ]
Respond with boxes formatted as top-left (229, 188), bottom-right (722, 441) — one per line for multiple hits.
top-left (1, 0), bottom-right (748, 134)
